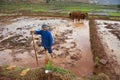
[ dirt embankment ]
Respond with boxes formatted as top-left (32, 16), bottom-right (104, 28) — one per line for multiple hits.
top-left (0, 67), bottom-right (74, 80)
top-left (89, 19), bottom-right (117, 80)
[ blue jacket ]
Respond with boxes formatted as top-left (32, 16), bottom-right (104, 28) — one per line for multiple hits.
top-left (35, 30), bottom-right (53, 48)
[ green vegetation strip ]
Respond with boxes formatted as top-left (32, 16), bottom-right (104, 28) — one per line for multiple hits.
top-left (0, 63), bottom-right (76, 80)
top-left (45, 60), bottom-right (76, 78)
top-left (0, 1), bottom-right (119, 17)
top-left (108, 12), bottom-right (120, 17)
top-left (0, 60), bottom-right (111, 80)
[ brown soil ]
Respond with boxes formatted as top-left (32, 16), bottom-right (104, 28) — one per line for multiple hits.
top-left (104, 23), bottom-right (120, 40)
top-left (0, 66), bottom-right (74, 80)
top-left (0, 12), bottom-right (69, 19)
top-left (1, 12), bottom-right (120, 21)
top-left (89, 19), bottom-right (117, 80)
top-left (0, 75), bottom-right (15, 80)
top-left (26, 70), bottom-right (72, 80)
top-left (110, 30), bottom-right (120, 40)
top-left (90, 15), bottom-right (120, 21)
top-left (0, 72), bottom-right (71, 80)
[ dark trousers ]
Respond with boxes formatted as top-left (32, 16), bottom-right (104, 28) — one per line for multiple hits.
top-left (44, 47), bottom-right (52, 54)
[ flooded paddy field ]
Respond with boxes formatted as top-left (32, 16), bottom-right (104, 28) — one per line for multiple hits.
top-left (95, 20), bottom-right (120, 75)
top-left (0, 16), bottom-right (94, 77)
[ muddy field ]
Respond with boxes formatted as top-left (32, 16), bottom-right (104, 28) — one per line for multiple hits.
top-left (0, 16), bottom-right (94, 77)
top-left (95, 20), bottom-right (120, 75)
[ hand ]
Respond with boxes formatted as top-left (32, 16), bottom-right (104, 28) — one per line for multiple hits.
top-left (30, 30), bottom-right (34, 35)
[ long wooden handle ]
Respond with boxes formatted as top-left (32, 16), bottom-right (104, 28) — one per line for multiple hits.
top-left (31, 32), bottom-right (39, 66)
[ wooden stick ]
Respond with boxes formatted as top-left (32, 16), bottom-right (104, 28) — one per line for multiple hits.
top-left (45, 50), bottom-right (49, 59)
top-left (31, 32), bottom-right (39, 66)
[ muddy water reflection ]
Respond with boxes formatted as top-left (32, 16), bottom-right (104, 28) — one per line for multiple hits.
top-left (65, 22), bottom-right (94, 76)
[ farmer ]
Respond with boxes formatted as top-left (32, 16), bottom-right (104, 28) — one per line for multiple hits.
top-left (30, 24), bottom-right (53, 58)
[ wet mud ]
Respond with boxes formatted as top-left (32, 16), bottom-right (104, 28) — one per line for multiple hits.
top-left (0, 17), bottom-right (94, 77)
top-left (90, 19), bottom-right (120, 80)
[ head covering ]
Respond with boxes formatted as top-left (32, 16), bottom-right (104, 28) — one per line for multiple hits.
top-left (42, 24), bottom-right (48, 28)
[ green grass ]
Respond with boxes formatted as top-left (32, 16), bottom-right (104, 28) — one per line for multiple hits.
top-left (108, 12), bottom-right (120, 16)
top-left (62, 3), bottom-right (106, 12)
top-left (45, 60), bottom-right (53, 70)
top-left (109, 17), bottom-right (120, 20)
top-left (0, 64), bottom-right (110, 80)
top-left (0, 3), bottom-right (49, 13)
top-left (94, 56), bottom-right (100, 66)
top-left (45, 60), bottom-right (76, 79)
top-left (0, 1), bottom-right (120, 19)
top-left (53, 66), bottom-right (76, 79)
top-left (0, 63), bottom-right (76, 80)
top-left (0, 1), bottom-right (119, 14)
